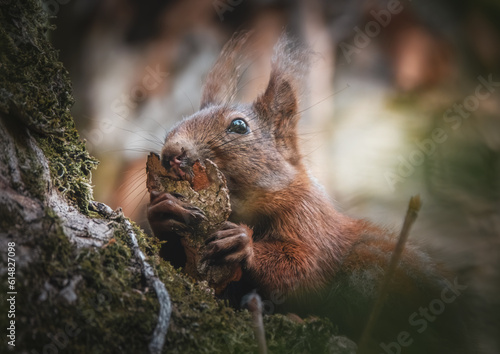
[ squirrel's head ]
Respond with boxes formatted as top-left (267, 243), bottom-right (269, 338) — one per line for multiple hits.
top-left (160, 33), bottom-right (310, 219)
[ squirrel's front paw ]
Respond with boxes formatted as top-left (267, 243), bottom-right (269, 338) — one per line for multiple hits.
top-left (147, 191), bottom-right (206, 237)
top-left (202, 222), bottom-right (254, 266)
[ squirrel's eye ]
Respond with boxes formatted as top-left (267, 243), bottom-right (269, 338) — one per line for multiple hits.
top-left (227, 118), bottom-right (249, 134)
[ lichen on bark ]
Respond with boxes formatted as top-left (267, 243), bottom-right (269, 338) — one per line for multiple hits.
top-left (0, 1), bottom-right (355, 353)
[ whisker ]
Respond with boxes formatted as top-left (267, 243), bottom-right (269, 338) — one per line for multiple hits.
top-left (121, 174), bottom-right (148, 203)
top-left (210, 122), bottom-right (269, 150)
top-left (117, 127), bottom-right (164, 147)
top-left (206, 112), bottom-right (262, 149)
top-left (183, 91), bottom-right (196, 115)
top-left (117, 170), bottom-right (147, 197)
top-left (100, 148), bottom-right (156, 155)
top-left (296, 83), bottom-right (350, 116)
top-left (122, 189), bottom-right (149, 219)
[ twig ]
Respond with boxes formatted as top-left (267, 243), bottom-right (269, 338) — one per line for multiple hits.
top-left (242, 291), bottom-right (267, 354)
top-left (357, 195), bottom-right (422, 353)
top-left (92, 201), bottom-right (172, 354)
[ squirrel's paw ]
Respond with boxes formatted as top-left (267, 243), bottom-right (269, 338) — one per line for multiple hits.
top-left (147, 191), bottom-right (206, 235)
top-left (202, 222), bottom-right (254, 266)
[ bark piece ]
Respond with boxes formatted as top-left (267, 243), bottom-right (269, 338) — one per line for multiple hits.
top-left (146, 152), bottom-right (240, 293)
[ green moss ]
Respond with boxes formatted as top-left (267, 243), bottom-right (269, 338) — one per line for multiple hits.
top-left (147, 241), bottom-right (341, 353)
top-left (0, 0), bottom-right (98, 213)
top-left (0, 205), bottom-right (340, 353)
top-left (0, 209), bottom-right (158, 353)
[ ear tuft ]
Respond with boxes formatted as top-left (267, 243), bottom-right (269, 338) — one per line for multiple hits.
top-left (254, 34), bottom-right (312, 165)
top-left (255, 34), bottom-right (311, 124)
top-left (200, 32), bottom-right (253, 109)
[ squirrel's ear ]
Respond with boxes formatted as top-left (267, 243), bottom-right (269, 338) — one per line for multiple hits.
top-left (254, 35), bottom-right (310, 140)
top-left (200, 32), bottom-right (251, 109)
top-left (255, 69), bottom-right (298, 130)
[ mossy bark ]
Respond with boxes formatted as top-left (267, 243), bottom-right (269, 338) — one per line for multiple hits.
top-left (0, 1), bottom-right (355, 353)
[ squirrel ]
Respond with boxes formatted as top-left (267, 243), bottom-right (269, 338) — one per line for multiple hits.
top-left (147, 33), bottom-right (470, 353)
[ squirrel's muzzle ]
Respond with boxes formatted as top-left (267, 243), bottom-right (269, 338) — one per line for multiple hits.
top-left (161, 141), bottom-right (195, 182)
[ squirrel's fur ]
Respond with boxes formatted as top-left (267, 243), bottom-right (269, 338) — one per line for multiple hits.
top-left (147, 33), bottom-right (470, 353)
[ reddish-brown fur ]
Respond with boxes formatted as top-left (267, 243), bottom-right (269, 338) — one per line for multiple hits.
top-left (147, 33), bottom-right (470, 353)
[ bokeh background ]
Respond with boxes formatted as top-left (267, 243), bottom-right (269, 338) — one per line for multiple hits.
top-left (47, 0), bottom-right (500, 351)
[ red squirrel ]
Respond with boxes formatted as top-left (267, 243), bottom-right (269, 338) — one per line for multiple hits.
top-left (147, 33), bottom-right (470, 353)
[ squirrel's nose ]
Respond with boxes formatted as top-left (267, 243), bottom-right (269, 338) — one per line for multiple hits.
top-left (161, 151), bottom-right (185, 170)
top-left (169, 156), bottom-right (182, 168)
top-left (161, 142), bottom-right (182, 169)
top-left (161, 145), bottom-right (189, 179)
top-left (161, 153), bottom-right (181, 171)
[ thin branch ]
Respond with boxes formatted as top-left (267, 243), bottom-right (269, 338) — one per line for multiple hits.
top-left (242, 291), bottom-right (267, 354)
top-left (91, 201), bottom-right (172, 354)
top-left (357, 195), bottom-right (422, 353)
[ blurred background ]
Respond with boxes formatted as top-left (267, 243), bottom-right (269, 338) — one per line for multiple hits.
top-left (47, 0), bottom-right (499, 351)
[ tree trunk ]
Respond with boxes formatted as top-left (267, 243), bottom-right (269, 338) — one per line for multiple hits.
top-left (0, 1), bottom-right (354, 353)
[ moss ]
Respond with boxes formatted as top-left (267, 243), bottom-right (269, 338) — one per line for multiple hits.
top-left (0, 0), bottom-right (98, 213)
top-left (0, 208), bottom-right (159, 353)
top-left (0, 115), bottom-right (48, 201)
top-left (147, 242), bottom-right (341, 353)
top-left (0, 204), bottom-right (341, 353)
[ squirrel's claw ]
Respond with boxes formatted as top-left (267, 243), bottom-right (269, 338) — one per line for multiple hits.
top-left (183, 205), bottom-right (207, 224)
top-left (147, 192), bottom-right (206, 236)
top-left (202, 223), bottom-right (253, 266)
